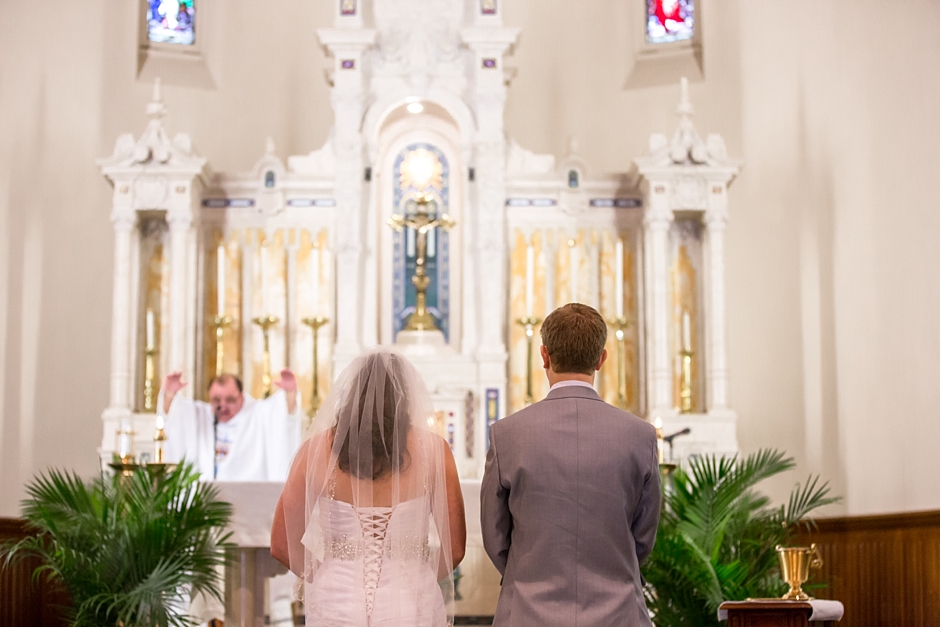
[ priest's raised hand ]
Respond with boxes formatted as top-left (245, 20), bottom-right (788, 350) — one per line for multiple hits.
top-left (158, 369), bottom-right (303, 482)
top-left (273, 368), bottom-right (298, 414)
top-left (161, 370), bottom-right (189, 413)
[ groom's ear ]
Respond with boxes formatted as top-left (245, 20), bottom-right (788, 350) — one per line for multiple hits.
top-left (540, 345), bottom-right (551, 370)
top-left (595, 348), bottom-right (608, 371)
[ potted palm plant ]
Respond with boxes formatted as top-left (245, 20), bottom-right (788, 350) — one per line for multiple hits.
top-left (642, 449), bottom-right (839, 627)
top-left (2, 462), bottom-right (233, 627)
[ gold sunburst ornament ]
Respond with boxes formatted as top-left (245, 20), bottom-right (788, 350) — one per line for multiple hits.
top-left (400, 148), bottom-right (443, 191)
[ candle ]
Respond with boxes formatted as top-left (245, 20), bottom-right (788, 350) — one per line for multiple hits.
top-left (525, 244), bottom-right (535, 316)
top-left (260, 243), bottom-right (269, 314)
top-left (217, 244), bottom-right (225, 316)
top-left (311, 244), bottom-right (320, 315)
top-left (654, 416), bottom-right (665, 464)
top-left (118, 418), bottom-right (132, 459)
top-left (682, 311), bottom-right (691, 352)
top-left (156, 415), bottom-right (164, 430)
top-left (145, 309), bottom-right (154, 350)
top-left (615, 239), bottom-right (624, 318)
top-left (569, 239), bottom-right (578, 303)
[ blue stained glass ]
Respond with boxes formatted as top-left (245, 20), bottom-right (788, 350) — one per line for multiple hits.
top-left (646, 0), bottom-right (694, 45)
top-left (392, 144), bottom-right (451, 341)
top-left (148, 0), bottom-right (196, 46)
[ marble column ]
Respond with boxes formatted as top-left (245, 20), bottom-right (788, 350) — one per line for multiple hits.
top-left (643, 186), bottom-right (674, 416)
top-left (704, 206), bottom-right (729, 410)
top-left (109, 213), bottom-right (136, 412)
top-left (167, 212), bottom-right (192, 374)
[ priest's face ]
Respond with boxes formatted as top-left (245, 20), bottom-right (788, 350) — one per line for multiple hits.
top-left (209, 378), bottom-right (244, 423)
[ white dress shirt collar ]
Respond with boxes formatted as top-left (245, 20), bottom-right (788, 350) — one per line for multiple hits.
top-left (549, 380), bottom-right (596, 392)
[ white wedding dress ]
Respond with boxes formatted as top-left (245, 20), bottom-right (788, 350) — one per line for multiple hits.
top-left (303, 495), bottom-right (447, 627)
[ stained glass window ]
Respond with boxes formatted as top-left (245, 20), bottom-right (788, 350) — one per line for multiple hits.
top-left (147, 0), bottom-right (196, 46)
top-left (646, 0), bottom-right (694, 45)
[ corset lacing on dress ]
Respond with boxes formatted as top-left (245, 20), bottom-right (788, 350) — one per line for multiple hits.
top-left (358, 507), bottom-right (393, 625)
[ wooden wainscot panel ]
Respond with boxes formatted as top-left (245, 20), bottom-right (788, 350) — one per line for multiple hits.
top-left (797, 510), bottom-right (940, 627)
top-left (0, 518), bottom-right (71, 627)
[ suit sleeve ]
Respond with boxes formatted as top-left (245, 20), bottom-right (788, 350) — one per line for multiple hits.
top-left (480, 423), bottom-right (512, 576)
top-left (632, 436), bottom-right (662, 565)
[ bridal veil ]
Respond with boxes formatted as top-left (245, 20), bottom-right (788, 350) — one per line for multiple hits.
top-left (276, 348), bottom-right (457, 626)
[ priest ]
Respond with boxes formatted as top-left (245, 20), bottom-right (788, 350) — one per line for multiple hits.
top-left (160, 369), bottom-right (303, 482)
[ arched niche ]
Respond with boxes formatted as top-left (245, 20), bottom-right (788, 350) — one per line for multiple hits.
top-left (369, 102), bottom-right (466, 350)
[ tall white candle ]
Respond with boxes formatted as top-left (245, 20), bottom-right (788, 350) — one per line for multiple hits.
top-left (525, 244), bottom-right (535, 316)
top-left (569, 239), bottom-right (579, 303)
top-left (615, 239), bottom-right (624, 318)
top-left (260, 243), bottom-right (269, 314)
top-left (118, 418), bottom-right (132, 458)
top-left (311, 244), bottom-right (320, 315)
top-left (217, 244), bottom-right (225, 316)
top-left (682, 310), bottom-right (692, 352)
top-left (145, 309), bottom-right (154, 350)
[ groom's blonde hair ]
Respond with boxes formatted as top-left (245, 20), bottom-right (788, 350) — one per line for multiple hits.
top-left (540, 303), bottom-right (607, 375)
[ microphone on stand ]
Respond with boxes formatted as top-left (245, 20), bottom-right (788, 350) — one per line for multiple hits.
top-left (663, 427), bottom-right (691, 444)
top-left (663, 427), bottom-right (691, 463)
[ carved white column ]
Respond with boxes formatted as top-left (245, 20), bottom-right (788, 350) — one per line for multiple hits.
top-left (462, 27), bottom-right (518, 356)
top-left (704, 191), bottom-right (730, 409)
top-left (317, 29), bottom-right (375, 362)
top-left (166, 212), bottom-right (191, 374)
top-left (108, 213), bottom-right (136, 412)
top-left (643, 185), bottom-right (675, 417)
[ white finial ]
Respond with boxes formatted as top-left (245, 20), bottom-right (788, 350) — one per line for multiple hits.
top-left (265, 136), bottom-right (276, 156)
top-left (677, 76), bottom-right (693, 118)
top-left (146, 77), bottom-right (167, 120)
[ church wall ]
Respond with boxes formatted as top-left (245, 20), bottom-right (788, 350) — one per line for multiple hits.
top-left (2, 0), bottom-right (939, 517)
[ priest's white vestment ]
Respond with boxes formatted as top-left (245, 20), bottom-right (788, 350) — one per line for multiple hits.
top-left (163, 390), bottom-right (302, 481)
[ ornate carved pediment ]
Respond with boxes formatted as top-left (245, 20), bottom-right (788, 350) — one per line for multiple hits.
top-left (505, 138), bottom-right (554, 176)
top-left (98, 79), bottom-right (206, 176)
top-left (373, 0), bottom-right (463, 72)
top-left (288, 132), bottom-right (336, 176)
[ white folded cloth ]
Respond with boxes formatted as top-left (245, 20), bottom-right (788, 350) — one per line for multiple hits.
top-left (809, 599), bottom-right (845, 621)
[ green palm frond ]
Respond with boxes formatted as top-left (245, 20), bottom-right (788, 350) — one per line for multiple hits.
top-left (642, 448), bottom-right (840, 627)
top-left (0, 463), bottom-right (233, 627)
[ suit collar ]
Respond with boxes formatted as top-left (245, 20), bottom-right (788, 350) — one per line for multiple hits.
top-left (544, 384), bottom-right (603, 402)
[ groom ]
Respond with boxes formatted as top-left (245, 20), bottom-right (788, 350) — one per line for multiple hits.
top-left (481, 303), bottom-right (661, 626)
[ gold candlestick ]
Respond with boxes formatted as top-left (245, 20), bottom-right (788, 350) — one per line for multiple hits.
top-left (516, 316), bottom-right (541, 406)
top-left (252, 314), bottom-right (280, 398)
top-left (142, 347), bottom-right (157, 413)
top-left (153, 415), bottom-right (167, 464)
top-left (301, 316), bottom-right (330, 417)
top-left (211, 315), bottom-right (233, 377)
top-left (607, 316), bottom-right (630, 410)
top-left (679, 348), bottom-right (693, 413)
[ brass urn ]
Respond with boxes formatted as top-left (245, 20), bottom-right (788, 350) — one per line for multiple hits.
top-left (776, 544), bottom-right (823, 601)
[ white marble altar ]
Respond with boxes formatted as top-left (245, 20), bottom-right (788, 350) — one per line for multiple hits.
top-left (96, 0), bottom-right (743, 478)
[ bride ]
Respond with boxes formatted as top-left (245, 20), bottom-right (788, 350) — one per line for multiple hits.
top-left (271, 348), bottom-right (466, 626)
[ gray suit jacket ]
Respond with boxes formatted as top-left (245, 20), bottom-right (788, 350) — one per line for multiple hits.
top-left (481, 385), bottom-right (661, 627)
